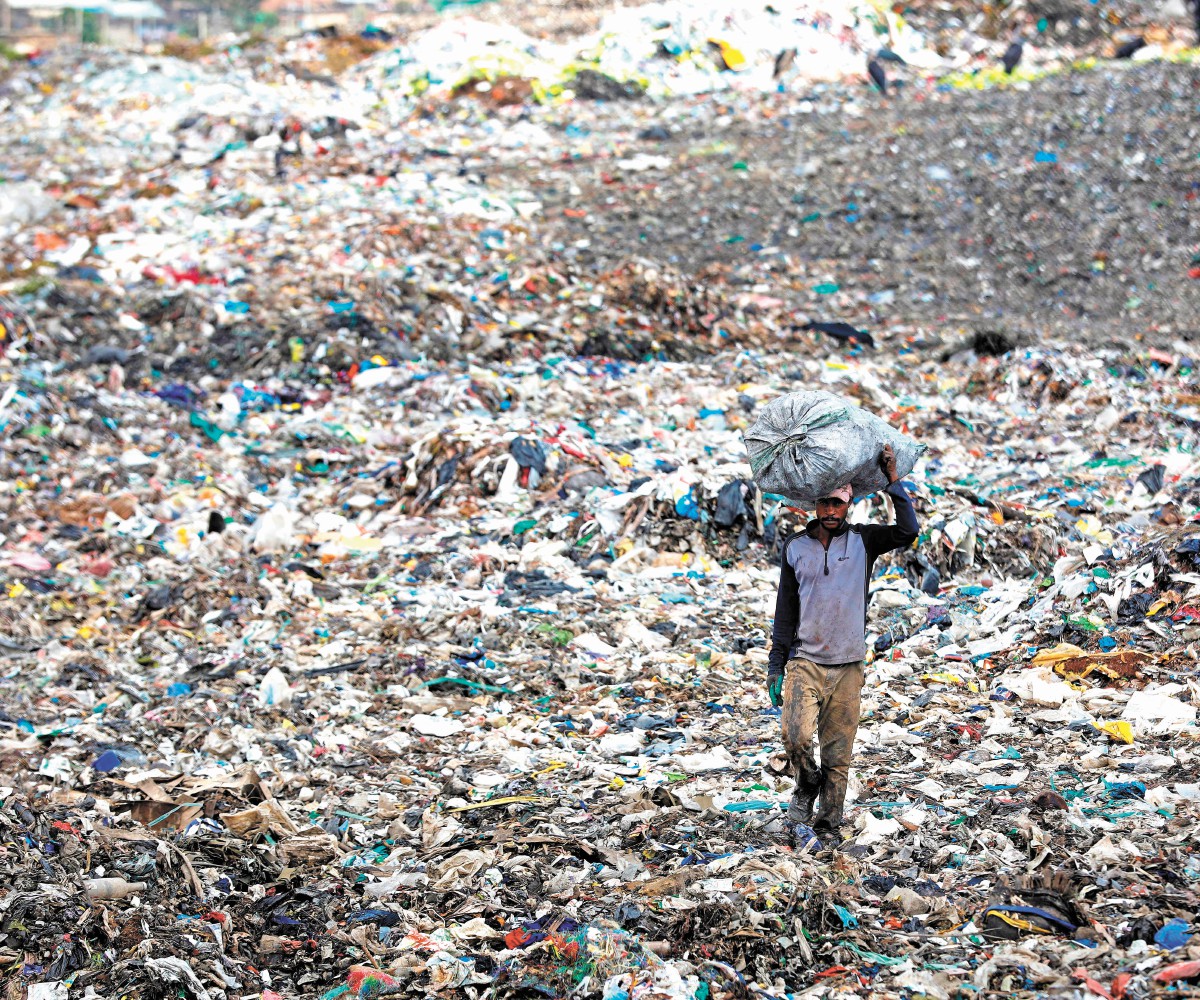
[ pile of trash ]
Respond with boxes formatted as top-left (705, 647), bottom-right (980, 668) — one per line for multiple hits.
top-left (260, 0), bottom-right (1200, 104)
top-left (6, 34), bottom-right (1200, 365)
top-left (349, 0), bottom-right (931, 103)
top-left (2, 324), bottom-right (1200, 998)
top-left (3, 5), bottom-right (1200, 1000)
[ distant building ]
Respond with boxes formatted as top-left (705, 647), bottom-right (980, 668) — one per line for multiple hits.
top-left (258, 0), bottom-right (377, 34)
top-left (1, 0), bottom-right (166, 47)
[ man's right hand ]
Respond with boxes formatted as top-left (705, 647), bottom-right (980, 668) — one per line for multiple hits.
top-left (768, 674), bottom-right (784, 707)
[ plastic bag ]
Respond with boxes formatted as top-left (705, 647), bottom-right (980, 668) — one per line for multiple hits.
top-left (742, 389), bottom-right (924, 506)
top-left (509, 437), bottom-right (547, 474)
top-left (257, 667), bottom-right (293, 708)
top-left (713, 480), bottom-right (750, 527)
top-left (0, 181), bottom-right (56, 234)
top-left (252, 503), bottom-right (296, 553)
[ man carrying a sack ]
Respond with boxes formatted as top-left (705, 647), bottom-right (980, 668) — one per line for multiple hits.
top-left (766, 444), bottom-right (920, 844)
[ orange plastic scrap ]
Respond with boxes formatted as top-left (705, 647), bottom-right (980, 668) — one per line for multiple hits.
top-left (546, 932), bottom-right (579, 961)
top-left (814, 966), bottom-right (868, 986)
top-left (34, 231), bottom-right (70, 251)
top-left (1071, 968), bottom-right (1114, 1000)
top-left (1153, 960), bottom-right (1200, 984)
top-left (63, 192), bottom-right (100, 209)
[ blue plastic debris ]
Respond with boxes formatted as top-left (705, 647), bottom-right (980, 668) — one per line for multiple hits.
top-left (1155, 918), bottom-right (1192, 950)
top-left (92, 750), bottom-right (122, 772)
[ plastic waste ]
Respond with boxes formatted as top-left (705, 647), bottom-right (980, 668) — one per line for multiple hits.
top-left (854, 811), bottom-right (903, 846)
top-left (84, 878), bottom-right (148, 900)
top-left (1122, 686), bottom-right (1197, 731)
top-left (0, 181), bottom-right (57, 234)
top-left (1155, 918), bottom-right (1192, 950)
top-left (743, 389), bottom-right (925, 505)
top-left (257, 667), bottom-right (293, 709)
top-left (91, 750), bottom-right (123, 772)
top-left (411, 715), bottom-right (466, 737)
top-left (252, 503), bottom-right (297, 553)
top-left (3, 11), bottom-right (1200, 1000)
top-left (1154, 960), bottom-right (1200, 984)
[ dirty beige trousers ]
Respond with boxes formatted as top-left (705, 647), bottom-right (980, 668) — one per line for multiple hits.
top-left (781, 656), bottom-right (864, 832)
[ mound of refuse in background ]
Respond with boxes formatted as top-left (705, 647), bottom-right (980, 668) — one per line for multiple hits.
top-left (347, 0), bottom-right (934, 104)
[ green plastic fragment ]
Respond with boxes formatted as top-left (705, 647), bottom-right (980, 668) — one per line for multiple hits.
top-left (190, 411), bottom-right (225, 442)
top-left (414, 677), bottom-right (515, 695)
top-left (840, 941), bottom-right (907, 967)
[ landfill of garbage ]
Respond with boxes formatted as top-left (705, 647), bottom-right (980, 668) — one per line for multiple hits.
top-left (3, 0), bottom-right (1200, 997)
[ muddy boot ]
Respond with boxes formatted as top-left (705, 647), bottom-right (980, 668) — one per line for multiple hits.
top-left (787, 790), bottom-right (815, 824)
top-left (812, 820), bottom-right (844, 852)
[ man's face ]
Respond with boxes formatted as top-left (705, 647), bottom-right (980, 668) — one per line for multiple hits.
top-left (815, 496), bottom-right (849, 532)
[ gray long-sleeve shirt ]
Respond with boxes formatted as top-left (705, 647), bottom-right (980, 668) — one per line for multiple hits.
top-left (767, 482), bottom-right (919, 672)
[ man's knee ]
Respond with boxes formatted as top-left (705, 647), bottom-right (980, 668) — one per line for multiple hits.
top-left (781, 723), bottom-right (815, 761)
top-left (821, 761), bottom-right (851, 782)
top-left (820, 726), bottom-right (858, 767)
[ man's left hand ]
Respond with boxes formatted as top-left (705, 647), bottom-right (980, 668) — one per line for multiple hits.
top-left (879, 444), bottom-right (899, 484)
